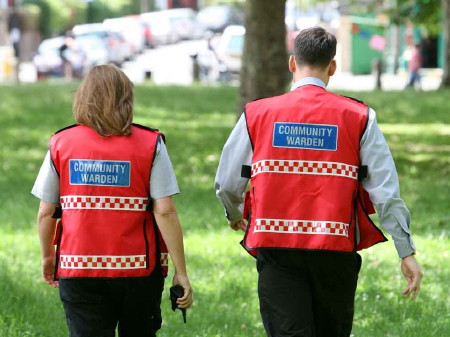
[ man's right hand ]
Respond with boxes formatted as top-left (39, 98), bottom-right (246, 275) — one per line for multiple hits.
top-left (228, 219), bottom-right (247, 232)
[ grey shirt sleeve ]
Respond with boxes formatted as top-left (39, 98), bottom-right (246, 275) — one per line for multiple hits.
top-left (214, 113), bottom-right (252, 221)
top-left (31, 138), bottom-right (180, 202)
top-left (150, 138), bottom-right (180, 200)
top-left (360, 108), bottom-right (416, 258)
top-left (31, 150), bottom-right (60, 203)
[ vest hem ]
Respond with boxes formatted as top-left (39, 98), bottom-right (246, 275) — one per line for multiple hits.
top-left (245, 245), bottom-right (360, 255)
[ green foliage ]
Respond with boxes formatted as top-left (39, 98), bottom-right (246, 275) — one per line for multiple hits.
top-left (43, 0), bottom-right (87, 34)
top-left (26, 0), bottom-right (155, 37)
top-left (387, 0), bottom-right (442, 35)
top-left (23, 0), bottom-right (52, 38)
top-left (0, 84), bottom-right (449, 336)
top-left (345, 0), bottom-right (441, 36)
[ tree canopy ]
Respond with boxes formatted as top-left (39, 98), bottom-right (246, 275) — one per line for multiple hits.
top-left (388, 0), bottom-right (442, 35)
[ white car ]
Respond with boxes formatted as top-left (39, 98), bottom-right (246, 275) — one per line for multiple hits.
top-left (215, 25), bottom-right (245, 80)
top-left (140, 11), bottom-right (179, 45)
top-left (165, 8), bottom-right (204, 40)
top-left (103, 17), bottom-right (146, 55)
top-left (33, 36), bottom-right (85, 79)
top-left (196, 25), bottom-right (245, 83)
top-left (72, 23), bottom-right (128, 66)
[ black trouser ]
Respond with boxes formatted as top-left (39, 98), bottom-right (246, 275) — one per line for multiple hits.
top-left (59, 271), bottom-right (164, 337)
top-left (257, 249), bottom-right (362, 337)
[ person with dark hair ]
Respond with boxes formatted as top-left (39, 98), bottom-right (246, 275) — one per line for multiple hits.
top-left (7, 7), bottom-right (22, 59)
top-left (32, 65), bottom-right (193, 336)
top-left (215, 27), bottom-right (422, 337)
top-left (59, 31), bottom-right (75, 81)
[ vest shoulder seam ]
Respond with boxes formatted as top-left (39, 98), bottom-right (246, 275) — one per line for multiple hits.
top-left (54, 124), bottom-right (77, 134)
top-left (132, 123), bottom-right (159, 132)
top-left (339, 95), bottom-right (365, 105)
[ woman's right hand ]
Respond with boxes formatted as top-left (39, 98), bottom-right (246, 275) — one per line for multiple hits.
top-left (173, 273), bottom-right (193, 309)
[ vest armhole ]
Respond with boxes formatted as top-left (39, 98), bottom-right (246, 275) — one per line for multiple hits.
top-left (49, 137), bottom-right (60, 177)
top-left (337, 95), bottom-right (369, 143)
top-left (150, 134), bottom-right (164, 170)
top-left (360, 106), bottom-right (370, 142)
top-left (144, 130), bottom-right (162, 201)
top-left (243, 109), bottom-right (254, 151)
top-left (50, 152), bottom-right (60, 177)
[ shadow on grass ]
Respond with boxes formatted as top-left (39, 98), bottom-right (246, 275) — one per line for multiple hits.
top-left (0, 262), bottom-right (66, 337)
top-left (353, 282), bottom-right (449, 337)
top-left (159, 245), bottom-right (264, 337)
top-left (338, 90), bottom-right (450, 125)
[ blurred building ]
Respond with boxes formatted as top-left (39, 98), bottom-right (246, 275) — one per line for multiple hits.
top-left (286, 0), bottom-right (444, 76)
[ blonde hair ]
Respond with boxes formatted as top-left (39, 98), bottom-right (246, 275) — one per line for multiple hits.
top-left (73, 64), bottom-right (134, 137)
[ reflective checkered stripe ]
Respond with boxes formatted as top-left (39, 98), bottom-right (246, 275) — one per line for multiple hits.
top-left (251, 160), bottom-right (358, 180)
top-left (60, 195), bottom-right (148, 211)
top-left (255, 219), bottom-right (349, 237)
top-left (160, 252), bottom-right (169, 267)
top-left (60, 255), bottom-right (147, 269)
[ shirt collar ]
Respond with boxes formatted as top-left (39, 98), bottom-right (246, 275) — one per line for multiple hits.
top-left (290, 77), bottom-right (327, 91)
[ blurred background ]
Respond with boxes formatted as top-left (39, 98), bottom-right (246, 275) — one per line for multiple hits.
top-left (0, 2), bottom-right (449, 336)
top-left (0, 0), bottom-right (444, 90)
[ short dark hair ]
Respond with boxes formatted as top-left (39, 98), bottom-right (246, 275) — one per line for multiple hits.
top-left (293, 26), bottom-right (337, 68)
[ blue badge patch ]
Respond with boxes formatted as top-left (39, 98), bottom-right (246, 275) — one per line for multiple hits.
top-left (273, 122), bottom-right (338, 151)
top-left (69, 159), bottom-right (131, 187)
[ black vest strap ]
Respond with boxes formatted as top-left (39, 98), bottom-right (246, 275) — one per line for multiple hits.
top-left (52, 206), bottom-right (62, 219)
top-left (358, 165), bottom-right (368, 182)
top-left (241, 165), bottom-right (251, 178)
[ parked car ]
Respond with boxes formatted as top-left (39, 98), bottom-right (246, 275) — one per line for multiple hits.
top-left (196, 5), bottom-right (244, 33)
top-left (33, 36), bottom-right (84, 79)
top-left (103, 17), bottom-right (146, 55)
top-left (75, 34), bottom-right (109, 67)
top-left (215, 25), bottom-right (245, 81)
top-left (126, 14), bottom-right (155, 48)
top-left (140, 11), bottom-right (179, 45)
top-left (166, 8), bottom-right (204, 40)
top-left (72, 23), bottom-right (128, 66)
top-left (196, 25), bottom-right (245, 83)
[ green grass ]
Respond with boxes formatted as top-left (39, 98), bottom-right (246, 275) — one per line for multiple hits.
top-left (0, 83), bottom-right (449, 336)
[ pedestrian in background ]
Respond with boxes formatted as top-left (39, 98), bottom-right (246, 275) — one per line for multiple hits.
top-left (32, 64), bottom-right (193, 336)
top-left (59, 31), bottom-right (75, 81)
top-left (406, 43), bottom-right (422, 89)
top-left (215, 27), bottom-right (422, 337)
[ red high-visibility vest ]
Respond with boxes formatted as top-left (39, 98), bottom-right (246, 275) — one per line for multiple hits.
top-left (243, 85), bottom-right (387, 254)
top-left (50, 124), bottom-right (168, 278)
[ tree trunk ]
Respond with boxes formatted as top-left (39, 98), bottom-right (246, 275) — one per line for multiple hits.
top-left (238, 0), bottom-right (288, 117)
top-left (441, 0), bottom-right (450, 88)
top-left (140, 0), bottom-right (150, 13)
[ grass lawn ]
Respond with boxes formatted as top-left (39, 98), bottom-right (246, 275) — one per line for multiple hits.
top-left (0, 83), bottom-right (449, 337)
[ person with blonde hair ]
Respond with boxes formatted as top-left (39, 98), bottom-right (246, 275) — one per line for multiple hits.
top-left (32, 64), bottom-right (193, 336)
